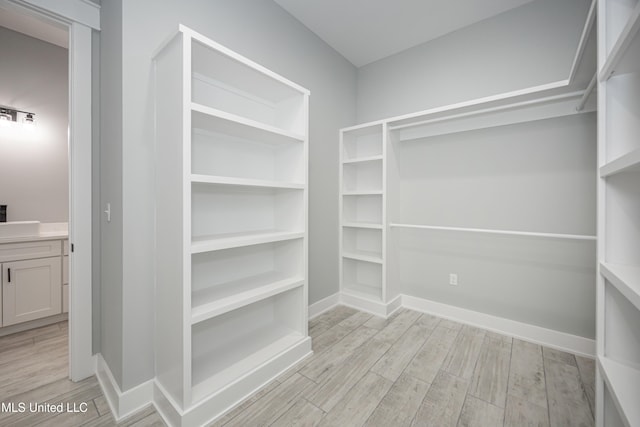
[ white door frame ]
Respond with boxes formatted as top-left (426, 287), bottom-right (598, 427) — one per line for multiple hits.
top-left (1, 0), bottom-right (100, 381)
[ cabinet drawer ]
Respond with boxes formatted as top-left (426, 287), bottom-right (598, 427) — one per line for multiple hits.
top-left (0, 240), bottom-right (62, 263)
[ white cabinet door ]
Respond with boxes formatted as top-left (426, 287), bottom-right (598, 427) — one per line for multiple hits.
top-left (2, 257), bottom-right (62, 326)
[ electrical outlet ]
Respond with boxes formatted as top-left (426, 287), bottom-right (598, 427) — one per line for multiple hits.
top-left (449, 273), bottom-right (458, 286)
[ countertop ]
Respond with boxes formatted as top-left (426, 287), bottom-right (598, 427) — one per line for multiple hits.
top-left (0, 222), bottom-right (68, 245)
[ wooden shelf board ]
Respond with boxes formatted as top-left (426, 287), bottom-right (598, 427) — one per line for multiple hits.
top-left (191, 230), bottom-right (304, 253)
top-left (600, 262), bottom-right (640, 311)
top-left (191, 174), bottom-right (304, 190)
top-left (600, 149), bottom-right (640, 177)
top-left (600, 2), bottom-right (640, 81)
top-left (342, 190), bottom-right (383, 196)
top-left (342, 222), bottom-right (383, 230)
top-left (598, 356), bottom-right (640, 427)
top-left (191, 102), bottom-right (305, 144)
top-left (191, 326), bottom-right (304, 404)
top-left (191, 274), bottom-right (304, 324)
top-left (342, 251), bottom-right (383, 264)
top-left (342, 155), bottom-right (383, 164)
top-left (342, 282), bottom-right (383, 302)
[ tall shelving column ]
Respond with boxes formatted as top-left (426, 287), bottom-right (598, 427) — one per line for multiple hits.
top-left (154, 25), bottom-right (311, 426)
top-left (339, 123), bottom-right (389, 314)
top-left (596, 1), bottom-right (640, 426)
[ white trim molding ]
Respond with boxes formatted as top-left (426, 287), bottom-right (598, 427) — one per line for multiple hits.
top-left (308, 292), bottom-right (341, 319)
top-left (96, 354), bottom-right (154, 422)
top-left (2, 0), bottom-right (98, 383)
top-left (402, 294), bottom-right (596, 358)
top-left (308, 293), bottom-right (595, 357)
top-left (13, 0), bottom-right (100, 29)
top-left (339, 293), bottom-right (402, 318)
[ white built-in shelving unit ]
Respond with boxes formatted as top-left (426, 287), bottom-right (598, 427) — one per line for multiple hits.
top-left (339, 123), bottom-right (391, 312)
top-left (339, 82), bottom-right (598, 318)
top-left (153, 25), bottom-right (310, 426)
top-left (597, 1), bottom-right (640, 426)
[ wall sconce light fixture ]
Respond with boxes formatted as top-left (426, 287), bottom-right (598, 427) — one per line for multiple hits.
top-left (0, 107), bottom-right (36, 129)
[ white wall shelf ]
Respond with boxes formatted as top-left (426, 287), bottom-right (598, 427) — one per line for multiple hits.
top-left (342, 155), bottom-right (384, 164)
top-left (192, 103), bottom-right (304, 144)
top-left (342, 191), bottom-right (384, 196)
top-left (599, 1), bottom-right (640, 81)
top-left (191, 276), bottom-right (304, 324)
top-left (600, 263), bottom-right (640, 311)
top-left (342, 251), bottom-right (383, 264)
top-left (191, 231), bottom-right (304, 253)
top-left (599, 148), bottom-right (640, 177)
top-left (154, 25), bottom-right (310, 425)
top-left (598, 356), bottom-right (640, 427)
top-left (389, 223), bottom-right (597, 241)
top-left (341, 222), bottom-right (383, 230)
top-left (390, 91), bottom-right (591, 143)
top-left (191, 174), bottom-right (304, 190)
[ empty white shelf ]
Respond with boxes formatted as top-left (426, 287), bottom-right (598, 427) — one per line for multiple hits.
top-left (600, 149), bottom-right (640, 177)
top-left (343, 251), bottom-right (383, 264)
top-left (342, 282), bottom-right (382, 302)
top-left (191, 174), bottom-right (304, 189)
top-left (342, 190), bottom-right (383, 196)
top-left (598, 356), bottom-right (640, 427)
top-left (342, 222), bottom-right (383, 230)
top-left (390, 223), bottom-right (597, 241)
top-left (191, 326), bottom-right (304, 404)
top-left (600, 262), bottom-right (640, 311)
top-left (600, 2), bottom-right (640, 81)
top-left (192, 102), bottom-right (305, 144)
top-left (191, 273), bottom-right (304, 324)
top-left (342, 155), bottom-right (384, 164)
top-left (191, 230), bottom-right (304, 253)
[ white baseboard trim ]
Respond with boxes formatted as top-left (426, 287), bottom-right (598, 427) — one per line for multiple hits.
top-left (95, 354), bottom-right (154, 421)
top-left (402, 294), bottom-right (596, 357)
top-left (340, 292), bottom-right (402, 318)
top-left (308, 292), bottom-right (340, 319)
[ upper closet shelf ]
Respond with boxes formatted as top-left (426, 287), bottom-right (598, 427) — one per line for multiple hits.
top-left (192, 103), bottom-right (305, 144)
top-left (600, 1), bottom-right (640, 81)
top-left (600, 262), bottom-right (640, 311)
top-left (388, 89), bottom-right (590, 142)
top-left (191, 174), bottom-right (304, 190)
top-left (600, 148), bottom-right (640, 177)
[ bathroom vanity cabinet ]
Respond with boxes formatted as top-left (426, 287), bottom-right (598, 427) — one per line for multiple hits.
top-left (0, 238), bottom-right (68, 329)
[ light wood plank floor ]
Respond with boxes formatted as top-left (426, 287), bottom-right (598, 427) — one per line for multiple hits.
top-left (0, 307), bottom-right (595, 426)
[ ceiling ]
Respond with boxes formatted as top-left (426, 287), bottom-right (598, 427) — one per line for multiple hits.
top-left (273, 0), bottom-right (536, 67)
top-left (0, 6), bottom-right (68, 49)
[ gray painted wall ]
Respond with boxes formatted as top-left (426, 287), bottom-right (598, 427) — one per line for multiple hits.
top-left (99, 0), bottom-right (124, 386)
top-left (0, 26), bottom-right (68, 223)
top-left (390, 114), bottom-right (597, 338)
top-left (357, 0), bottom-right (593, 122)
top-left (99, 0), bottom-right (356, 390)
